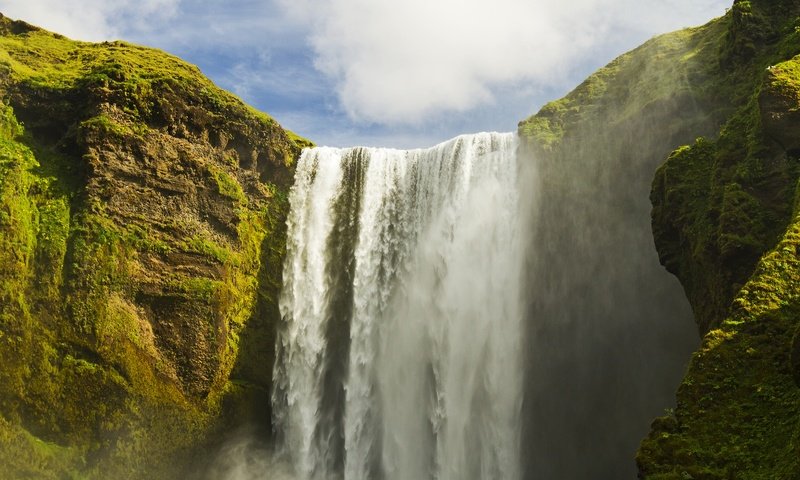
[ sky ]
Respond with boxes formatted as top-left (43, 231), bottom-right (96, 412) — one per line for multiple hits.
top-left (0, 0), bottom-right (730, 148)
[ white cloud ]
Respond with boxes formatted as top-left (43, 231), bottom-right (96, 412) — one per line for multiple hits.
top-left (0, 0), bottom-right (178, 41)
top-left (0, 0), bottom-right (730, 134)
top-left (278, 0), bottom-right (729, 124)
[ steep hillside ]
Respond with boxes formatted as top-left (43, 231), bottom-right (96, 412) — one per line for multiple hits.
top-left (518, 0), bottom-right (800, 478)
top-left (0, 14), bottom-right (309, 479)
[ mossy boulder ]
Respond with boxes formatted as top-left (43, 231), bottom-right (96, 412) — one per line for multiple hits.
top-left (0, 13), bottom-right (309, 478)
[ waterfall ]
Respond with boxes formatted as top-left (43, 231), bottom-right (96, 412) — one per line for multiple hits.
top-left (272, 132), bottom-right (524, 480)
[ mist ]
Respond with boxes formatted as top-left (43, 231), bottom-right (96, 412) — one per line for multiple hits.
top-left (515, 65), bottom-right (714, 478)
top-left (205, 429), bottom-right (298, 480)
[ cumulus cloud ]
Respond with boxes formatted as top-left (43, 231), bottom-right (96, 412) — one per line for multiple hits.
top-left (0, 0), bottom-right (178, 41)
top-left (278, 0), bottom-right (728, 124)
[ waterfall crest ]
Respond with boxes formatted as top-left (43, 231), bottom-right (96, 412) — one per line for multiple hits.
top-left (272, 132), bottom-right (525, 480)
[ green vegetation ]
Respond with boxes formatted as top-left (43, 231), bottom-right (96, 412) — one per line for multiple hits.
top-left (208, 164), bottom-right (247, 203)
top-left (518, 19), bottom-right (728, 151)
top-left (638, 206), bottom-right (800, 478)
top-left (0, 28), bottom-right (271, 133)
top-left (649, 80), bottom-right (800, 333)
top-left (184, 234), bottom-right (234, 264)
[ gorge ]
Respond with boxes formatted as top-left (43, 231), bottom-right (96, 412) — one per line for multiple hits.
top-left (2, 0), bottom-right (800, 479)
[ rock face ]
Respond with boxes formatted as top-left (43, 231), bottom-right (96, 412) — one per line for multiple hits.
top-left (0, 14), bottom-right (309, 479)
top-left (519, 0), bottom-right (800, 478)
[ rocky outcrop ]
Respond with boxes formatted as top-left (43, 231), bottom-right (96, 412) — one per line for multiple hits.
top-left (0, 14), bottom-right (309, 479)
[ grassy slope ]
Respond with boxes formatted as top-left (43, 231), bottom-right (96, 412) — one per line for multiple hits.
top-left (0, 15), bottom-right (308, 479)
top-left (519, 17), bottom-right (727, 153)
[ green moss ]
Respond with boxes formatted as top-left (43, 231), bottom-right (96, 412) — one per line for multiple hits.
top-left (0, 416), bottom-right (85, 480)
top-left (518, 19), bottom-right (728, 150)
top-left (0, 26), bottom-right (316, 149)
top-left (208, 164), bottom-right (246, 203)
top-left (124, 224), bottom-right (171, 254)
top-left (287, 130), bottom-right (315, 152)
top-left (638, 215), bottom-right (800, 476)
top-left (0, 104), bottom-right (42, 427)
top-left (648, 23), bottom-right (800, 330)
top-left (228, 181), bottom-right (291, 412)
top-left (34, 197), bottom-right (70, 296)
top-left (0, 100), bottom-right (212, 477)
top-left (80, 114), bottom-right (147, 139)
top-left (169, 276), bottom-right (222, 302)
top-left (769, 58), bottom-right (800, 106)
top-left (183, 235), bottom-right (234, 264)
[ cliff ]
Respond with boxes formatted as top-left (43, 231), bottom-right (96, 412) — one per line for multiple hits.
top-left (639, 1), bottom-right (800, 477)
top-left (520, 0), bottom-right (800, 478)
top-left (0, 14), bottom-right (309, 479)
top-left (517, 8), bottom-right (731, 478)
top-left (519, 0), bottom-right (800, 479)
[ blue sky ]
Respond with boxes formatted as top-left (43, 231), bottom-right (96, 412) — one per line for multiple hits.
top-left (0, 0), bottom-right (730, 148)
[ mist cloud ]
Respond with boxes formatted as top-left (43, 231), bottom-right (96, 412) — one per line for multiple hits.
top-left (278, 0), bottom-right (727, 124)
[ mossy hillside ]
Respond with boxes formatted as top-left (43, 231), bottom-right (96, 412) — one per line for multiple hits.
top-left (650, 97), bottom-right (800, 334)
top-left (0, 98), bottom-right (205, 479)
top-left (637, 1), bottom-right (800, 477)
top-left (520, 0), bottom-right (800, 156)
top-left (0, 13), bottom-right (307, 479)
top-left (518, 17), bottom-right (727, 153)
top-left (513, 5), bottom-right (736, 478)
top-left (0, 15), bottom-right (309, 146)
top-left (0, 415), bottom-right (84, 480)
top-left (638, 190), bottom-right (800, 479)
top-left (649, 0), bottom-right (800, 333)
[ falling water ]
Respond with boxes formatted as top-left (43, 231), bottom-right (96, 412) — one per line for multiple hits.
top-left (272, 132), bottom-right (524, 480)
